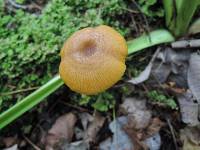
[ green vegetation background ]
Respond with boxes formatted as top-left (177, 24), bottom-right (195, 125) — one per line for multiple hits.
top-left (0, 0), bottom-right (134, 111)
top-left (0, 0), bottom-right (165, 112)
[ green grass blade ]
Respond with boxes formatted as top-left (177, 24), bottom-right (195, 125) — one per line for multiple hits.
top-left (163, 0), bottom-right (199, 37)
top-left (174, 0), bottom-right (199, 37)
top-left (163, 0), bottom-right (174, 27)
top-left (189, 18), bottom-right (200, 35)
top-left (0, 75), bottom-right (64, 129)
top-left (127, 29), bottom-right (175, 54)
top-left (0, 29), bottom-right (174, 130)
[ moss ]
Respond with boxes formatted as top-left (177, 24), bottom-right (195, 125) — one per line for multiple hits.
top-left (147, 90), bottom-right (177, 109)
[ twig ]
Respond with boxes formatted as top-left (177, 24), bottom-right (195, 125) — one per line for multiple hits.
top-left (30, 2), bottom-right (42, 10)
top-left (0, 87), bottom-right (39, 96)
top-left (151, 68), bottom-right (171, 98)
top-left (130, 15), bottom-right (139, 35)
top-left (6, 0), bottom-right (42, 11)
top-left (7, 0), bottom-right (28, 9)
top-left (166, 118), bottom-right (178, 150)
top-left (23, 135), bottom-right (41, 150)
top-left (171, 39), bottom-right (200, 48)
top-left (47, 99), bottom-right (60, 113)
top-left (120, 7), bottom-right (139, 14)
top-left (141, 83), bottom-right (149, 93)
top-left (59, 100), bottom-right (92, 113)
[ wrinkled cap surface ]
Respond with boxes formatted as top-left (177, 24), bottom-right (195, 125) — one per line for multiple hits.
top-left (59, 25), bottom-right (128, 95)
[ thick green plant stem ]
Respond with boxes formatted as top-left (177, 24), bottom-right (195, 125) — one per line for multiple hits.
top-left (0, 75), bottom-right (64, 129)
top-left (163, 0), bottom-right (199, 37)
top-left (0, 29), bottom-right (174, 130)
top-left (127, 29), bottom-right (175, 54)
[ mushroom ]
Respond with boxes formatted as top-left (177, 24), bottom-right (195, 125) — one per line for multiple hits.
top-left (59, 25), bottom-right (128, 95)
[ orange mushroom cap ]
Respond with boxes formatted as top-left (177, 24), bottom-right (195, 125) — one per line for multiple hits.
top-left (59, 25), bottom-right (128, 95)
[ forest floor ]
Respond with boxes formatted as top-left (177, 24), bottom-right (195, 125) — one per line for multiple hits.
top-left (0, 0), bottom-right (200, 150)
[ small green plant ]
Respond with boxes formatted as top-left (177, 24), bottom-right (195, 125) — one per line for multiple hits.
top-left (147, 90), bottom-right (177, 109)
top-left (92, 92), bottom-right (116, 112)
top-left (78, 92), bottom-right (116, 112)
top-left (79, 95), bottom-right (92, 106)
top-left (163, 0), bottom-right (199, 37)
top-left (138, 0), bottom-right (164, 18)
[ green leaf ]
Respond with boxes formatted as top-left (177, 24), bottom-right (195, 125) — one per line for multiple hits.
top-left (0, 98), bottom-right (2, 108)
top-left (79, 95), bottom-right (91, 105)
top-left (92, 100), bottom-right (109, 112)
top-left (163, 0), bottom-right (199, 37)
top-left (127, 29), bottom-right (175, 54)
top-left (138, 0), bottom-right (164, 17)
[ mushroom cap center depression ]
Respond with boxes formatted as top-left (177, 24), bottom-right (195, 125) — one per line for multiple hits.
top-left (74, 39), bottom-right (97, 58)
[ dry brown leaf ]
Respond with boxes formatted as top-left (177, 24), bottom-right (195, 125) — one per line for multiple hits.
top-left (163, 83), bottom-right (186, 94)
top-left (180, 126), bottom-right (200, 150)
top-left (44, 113), bottom-right (77, 149)
top-left (182, 139), bottom-right (200, 150)
top-left (3, 144), bottom-right (18, 150)
top-left (67, 141), bottom-right (88, 150)
top-left (178, 92), bottom-right (200, 126)
top-left (100, 116), bottom-right (161, 150)
top-left (79, 112), bottom-right (93, 130)
top-left (123, 125), bottom-right (148, 150)
top-left (188, 53), bottom-right (200, 102)
top-left (152, 48), bottom-right (190, 88)
top-left (2, 136), bottom-right (18, 148)
top-left (144, 118), bottom-right (164, 139)
top-left (120, 97), bottom-right (152, 129)
top-left (123, 117), bottom-right (163, 150)
top-left (83, 112), bottom-right (105, 143)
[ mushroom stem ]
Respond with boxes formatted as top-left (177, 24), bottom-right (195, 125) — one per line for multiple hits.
top-left (0, 29), bottom-right (174, 130)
